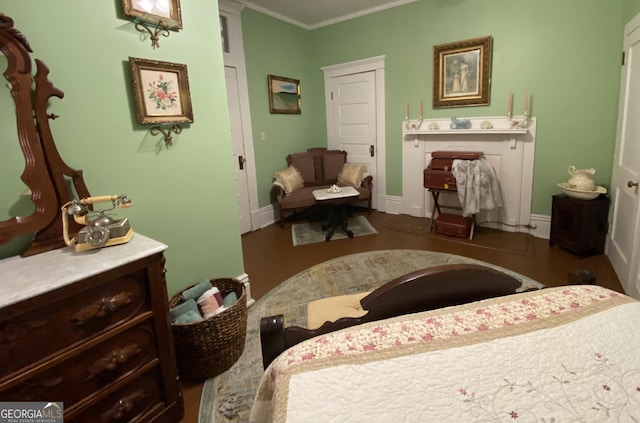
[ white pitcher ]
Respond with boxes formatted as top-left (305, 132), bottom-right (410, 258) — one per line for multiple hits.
top-left (568, 166), bottom-right (596, 191)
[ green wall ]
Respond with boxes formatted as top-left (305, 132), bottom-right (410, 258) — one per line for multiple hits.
top-left (625, 0), bottom-right (640, 22)
top-left (242, 10), bottom-right (326, 206)
top-left (1, 1), bottom-right (244, 296)
top-left (243, 0), bottom-right (626, 215)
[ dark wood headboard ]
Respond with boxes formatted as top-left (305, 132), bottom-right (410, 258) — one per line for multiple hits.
top-left (260, 263), bottom-right (540, 369)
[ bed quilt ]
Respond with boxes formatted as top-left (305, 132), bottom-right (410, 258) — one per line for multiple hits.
top-left (250, 285), bottom-right (640, 423)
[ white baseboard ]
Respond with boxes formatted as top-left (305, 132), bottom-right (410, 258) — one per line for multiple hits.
top-left (529, 213), bottom-right (551, 239)
top-left (383, 195), bottom-right (403, 215)
top-left (251, 205), bottom-right (277, 230)
top-left (234, 272), bottom-right (255, 307)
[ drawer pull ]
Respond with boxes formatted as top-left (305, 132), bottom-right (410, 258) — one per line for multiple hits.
top-left (71, 291), bottom-right (134, 325)
top-left (100, 389), bottom-right (146, 422)
top-left (86, 343), bottom-right (142, 380)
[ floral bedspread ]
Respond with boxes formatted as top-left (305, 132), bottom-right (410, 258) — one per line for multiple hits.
top-left (250, 286), bottom-right (640, 423)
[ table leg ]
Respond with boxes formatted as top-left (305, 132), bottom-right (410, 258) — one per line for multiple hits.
top-left (322, 205), bottom-right (354, 241)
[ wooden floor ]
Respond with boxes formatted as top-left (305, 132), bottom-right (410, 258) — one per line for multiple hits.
top-left (178, 210), bottom-right (624, 423)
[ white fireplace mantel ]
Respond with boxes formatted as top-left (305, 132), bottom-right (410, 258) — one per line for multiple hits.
top-left (401, 116), bottom-right (537, 232)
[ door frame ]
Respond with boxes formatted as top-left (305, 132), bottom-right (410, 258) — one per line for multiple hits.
top-left (322, 56), bottom-right (387, 212)
top-left (220, 0), bottom-right (258, 231)
top-left (606, 11), bottom-right (640, 298)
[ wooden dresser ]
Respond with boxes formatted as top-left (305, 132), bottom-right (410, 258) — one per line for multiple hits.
top-left (0, 234), bottom-right (183, 423)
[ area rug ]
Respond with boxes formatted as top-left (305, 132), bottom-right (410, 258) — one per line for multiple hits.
top-left (291, 215), bottom-right (377, 246)
top-left (385, 215), bottom-right (534, 256)
top-left (198, 249), bottom-right (545, 423)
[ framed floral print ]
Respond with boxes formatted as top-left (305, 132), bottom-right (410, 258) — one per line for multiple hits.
top-left (129, 57), bottom-right (193, 125)
top-left (433, 36), bottom-right (493, 109)
top-left (122, 0), bottom-right (183, 30)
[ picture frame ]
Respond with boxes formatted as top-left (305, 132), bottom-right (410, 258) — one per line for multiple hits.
top-left (121, 0), bottom-right (183, 30)
top-left (268, 74), bottom-right (301, 114)
top-left (128, 57), bottom-right (193, 125)
top-left (432, 36), bottom-right (493, 109)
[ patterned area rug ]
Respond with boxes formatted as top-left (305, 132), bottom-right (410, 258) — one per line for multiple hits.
top-left (199, 250), bottom-right (545, 423)
top-left (291, 215), bottom-right (377, 246)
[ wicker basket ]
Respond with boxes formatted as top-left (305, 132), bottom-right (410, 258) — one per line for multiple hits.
top-left (169, 278), bottom-right (247, 380)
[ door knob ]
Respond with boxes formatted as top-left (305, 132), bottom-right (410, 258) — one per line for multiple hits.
top-left (628, 180), bottom-right (639, 188)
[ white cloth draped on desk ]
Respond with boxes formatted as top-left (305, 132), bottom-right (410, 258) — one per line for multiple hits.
top-left (452, 158), bottom-right (503, 217)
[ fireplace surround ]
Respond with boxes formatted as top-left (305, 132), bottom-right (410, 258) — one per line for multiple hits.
top-left (401, 116), bottom-right (537, 232)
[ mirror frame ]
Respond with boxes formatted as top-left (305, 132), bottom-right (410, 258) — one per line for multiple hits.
top-left (0, 14), bottom-right (90, 257)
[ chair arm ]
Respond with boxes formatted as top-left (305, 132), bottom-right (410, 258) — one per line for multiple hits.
top-left (272, 181), bottom-right (286, 200)
top-left (361, 174), bottom-right (373, 191)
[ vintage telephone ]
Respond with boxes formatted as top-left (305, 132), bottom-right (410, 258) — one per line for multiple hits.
top-left (62, 194), bottom-right (134, 252)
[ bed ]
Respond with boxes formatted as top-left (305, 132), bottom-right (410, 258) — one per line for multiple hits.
top-left (253, 272), bottom-right (640, 422)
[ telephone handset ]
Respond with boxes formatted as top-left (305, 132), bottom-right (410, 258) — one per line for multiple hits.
top-left (62, 194), bottom-right (134, 252)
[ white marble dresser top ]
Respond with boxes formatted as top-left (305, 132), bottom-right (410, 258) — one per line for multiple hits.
top-left (0, 233), bottom-right (167, 309)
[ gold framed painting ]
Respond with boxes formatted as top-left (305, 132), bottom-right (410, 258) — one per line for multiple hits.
top-left (268, 74), bottom-right (301, 114)
top-left (122, 0), bottom-right (183, 30)
top-left (129, 57), bottom-right (193, 125)
top-left (433, 36), bottom-right (493, 109)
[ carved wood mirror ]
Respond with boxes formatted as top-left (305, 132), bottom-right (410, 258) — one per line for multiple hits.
top-left (0, 14), bottom-right (90, 257)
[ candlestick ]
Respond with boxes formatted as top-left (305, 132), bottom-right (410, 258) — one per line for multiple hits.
top-left (508, 91), bottom-right (513, 116)
top-left (524, 91), bottom-right (529, 113)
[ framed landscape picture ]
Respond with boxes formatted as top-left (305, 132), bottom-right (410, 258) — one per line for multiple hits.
top-left (129, 57), bottom-right (193, 125)
top-left (433, 36), bottom-right (493, 109)
top-left (268, 74), bottom-right (301, 114)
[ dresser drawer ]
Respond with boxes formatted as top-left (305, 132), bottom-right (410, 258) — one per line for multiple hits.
top-left (68, 366), bottom-right (169, 423)
top-left (0, 270), bottom-right (149, 378)
top-left (1, 320), bottom-right (158, 407)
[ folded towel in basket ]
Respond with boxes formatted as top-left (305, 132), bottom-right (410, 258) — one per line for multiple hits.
top-left (182, 279), bottom-right (213, 302)
top-left (170, 298), bottom-right (200, 321)
top-left (173, 309), bottom-right (203, 324)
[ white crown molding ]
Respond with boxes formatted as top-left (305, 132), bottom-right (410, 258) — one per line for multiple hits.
top-left (240, 0), bottom-right (417, 30)
top-left (219, 0), bottom-right (245, 14)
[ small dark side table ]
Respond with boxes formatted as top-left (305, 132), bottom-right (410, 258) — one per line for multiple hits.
top-left (549, 194), bottom-right (610, 258)
top-left (312, 186), bottom-right (360, 241)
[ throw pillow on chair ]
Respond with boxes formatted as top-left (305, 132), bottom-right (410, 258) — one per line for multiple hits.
top-left (274, 165), bottom-right (304, 194)
top-left (337, 163), bottom-right (367, 187)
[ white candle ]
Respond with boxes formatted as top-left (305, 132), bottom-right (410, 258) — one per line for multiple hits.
top-left (405, 102), bottom-right (409, 118)
top-left (524, 91), bottom-right (529, 113)
top-left (508, 91), bottom-right (513, 115)
top-left (419, 101), bottom-right (423, 118)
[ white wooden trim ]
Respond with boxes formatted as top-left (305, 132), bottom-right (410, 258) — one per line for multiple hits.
top-left (241, 0), bottom-right (417, 30)
top-left (322, 56), bottom-right (387, 212)
top-left (219, 2), bottom-right (259, 232)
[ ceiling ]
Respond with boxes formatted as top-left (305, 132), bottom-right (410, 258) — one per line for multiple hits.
top-left (238, 0), bottom-right (418, 30)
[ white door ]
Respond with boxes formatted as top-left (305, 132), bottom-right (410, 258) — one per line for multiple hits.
top-left (328, 72), bottom-right (378, 207)
top-left (608, 14), bottom-right (640, 299)
top-left (224, 66), bottom-right (251, 234)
